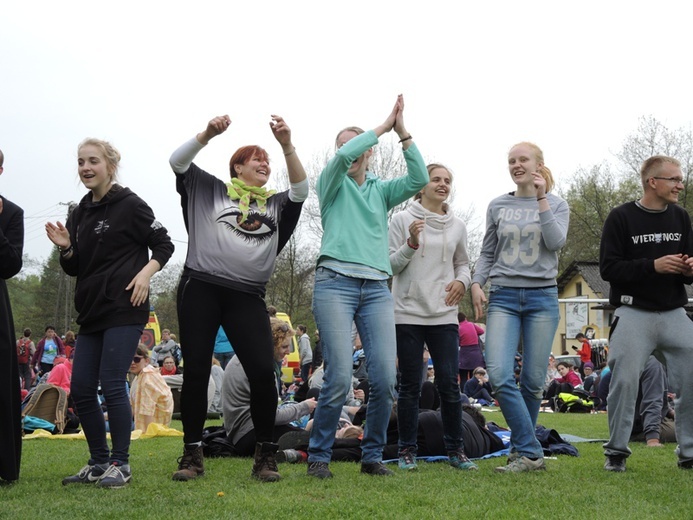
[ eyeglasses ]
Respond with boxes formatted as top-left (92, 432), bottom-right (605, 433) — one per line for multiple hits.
top-left (276, 323), bottom-right (289, 333)
top-left (652, 176), bottom-right (685, 184)
top-left (132, 356), bottom-right (143, 363)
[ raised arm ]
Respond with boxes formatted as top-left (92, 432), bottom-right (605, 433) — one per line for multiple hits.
top-left (374, 95), bottom-right (401, 138)
top-left (381, 95), bottom-right (429, 207)
top-left (169, 115), bottom-right (231, 174)
top-left (269, 115), bottom-right (306, 185)
top-left (392, 94), bottom-right (412, 151)
top-left (269, 115), bottom-right (308, 203)
top-left (317, 96), bottom-right (401, 205)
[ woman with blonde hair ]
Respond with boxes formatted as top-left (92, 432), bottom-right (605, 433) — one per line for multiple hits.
top-left (308, 95), bottom-right (428, 479)
top-left (46, 138), bottom-right (173, 488)
top-left (471, 142), bottom-right (568, 473)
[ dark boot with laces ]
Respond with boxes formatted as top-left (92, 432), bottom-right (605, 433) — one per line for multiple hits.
top-left (252, 442), bottom-right (282, 482)
top-left (172, 445), bottom-right (205, 481)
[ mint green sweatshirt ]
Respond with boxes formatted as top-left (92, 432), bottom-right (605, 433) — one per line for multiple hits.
top-left (316, 130), bottom-right (428, 275)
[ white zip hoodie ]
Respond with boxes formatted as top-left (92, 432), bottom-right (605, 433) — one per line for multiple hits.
top-left (389, 200), bottom-right (471, 326)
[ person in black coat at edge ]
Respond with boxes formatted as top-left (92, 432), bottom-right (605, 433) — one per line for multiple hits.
top-left (0, 147), bottom-right (24, 483)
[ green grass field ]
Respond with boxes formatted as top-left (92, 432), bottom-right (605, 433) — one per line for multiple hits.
top-left (2, 412), bottom-right (690, 519)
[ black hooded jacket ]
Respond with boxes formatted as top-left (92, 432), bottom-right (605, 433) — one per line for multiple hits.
top-left (60, 185), bottom-right (174, 333)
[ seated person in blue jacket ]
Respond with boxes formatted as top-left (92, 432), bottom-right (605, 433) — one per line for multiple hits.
top-left (463, 367), bottom-right (494, 405)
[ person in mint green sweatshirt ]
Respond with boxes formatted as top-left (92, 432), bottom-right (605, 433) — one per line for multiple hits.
top-left (471, 142), bottom-right (569, 473)
top-left (307, 95), bottom-right (428, 479)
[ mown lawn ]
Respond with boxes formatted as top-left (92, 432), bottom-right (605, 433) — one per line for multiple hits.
top-left (2, 413), bottom-right (691, 520)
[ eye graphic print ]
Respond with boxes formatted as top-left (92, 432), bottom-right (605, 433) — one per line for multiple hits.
top-left (216, 209), bottom-right (277, 244)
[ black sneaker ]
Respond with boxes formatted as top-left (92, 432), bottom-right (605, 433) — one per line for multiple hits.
top-left (62, 463), bottom-right (109, 485)
top-left (307, 461), bottom-right (333, 479)
top-left (96, 463), bottom-right (132, 488)
top-left (361, 462), bottom-right (394, 476)
top-left (604, 455), bottom-right (626, 472)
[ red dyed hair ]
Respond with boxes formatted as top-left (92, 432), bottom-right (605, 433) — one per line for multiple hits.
top-left (229, 145), bottom-right (270, 178)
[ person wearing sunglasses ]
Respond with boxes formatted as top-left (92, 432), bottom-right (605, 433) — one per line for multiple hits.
top-left (129, 345), bottom-right (173, 433)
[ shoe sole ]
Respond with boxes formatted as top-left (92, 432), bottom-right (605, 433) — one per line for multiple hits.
top-left (307, 467), bottom-right (333, 479)
top-left (277, 430), bottom-right (311, 451)
top-left (494, 467), bottom-right (546, 473)
top-left (361, 466), bottom-right (395, 476)
top-left (252, 473), bottom-right (282, 482)
top-left (97, 477), bottom-right (132, 489)
top-left (604, 466), bottom-right (626, 472)
top-left (172, 471), bottom-right (205, 481)
top-left (451, 464), bottom-right (478, 471)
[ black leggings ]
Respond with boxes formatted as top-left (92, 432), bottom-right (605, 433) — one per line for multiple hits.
top-left (177, 276), bottom-right (277, 444)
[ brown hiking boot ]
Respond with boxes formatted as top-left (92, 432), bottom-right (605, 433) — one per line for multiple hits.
top-left (172, 445), bottom-right (205, 481)
top-left (251, 442), bottom-right (281, 482)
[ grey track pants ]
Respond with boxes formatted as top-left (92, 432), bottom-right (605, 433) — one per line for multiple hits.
top-left (604, 306), bottom-right (693, 463)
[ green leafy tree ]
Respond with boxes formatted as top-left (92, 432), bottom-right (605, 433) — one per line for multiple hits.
top-left (37, 247), bottom-right (77, 334)
top-left (264, 233), bottom-right (317, 331)
top-left (7, 267), bottom-right (45, 340)
top-left (558, 163), bottom-right (640, 271)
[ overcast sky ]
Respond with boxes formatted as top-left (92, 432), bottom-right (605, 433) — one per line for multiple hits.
top-left (2, 1), bottom-right (693, 272)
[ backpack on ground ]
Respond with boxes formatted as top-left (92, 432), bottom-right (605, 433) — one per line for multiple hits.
top-left (555, 391), bottom-right (595, 413)
top-left (21, 384), bottom-right (69, 434)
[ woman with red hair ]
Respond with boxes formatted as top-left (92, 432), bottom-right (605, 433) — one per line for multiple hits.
top-left (169, 114), bottom-right (307, 483)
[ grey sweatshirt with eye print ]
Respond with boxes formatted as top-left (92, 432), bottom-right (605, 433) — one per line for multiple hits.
top-left (472, 192), bottom-right (569, 288)
top-left (170, 138), bottom-right (308, 296)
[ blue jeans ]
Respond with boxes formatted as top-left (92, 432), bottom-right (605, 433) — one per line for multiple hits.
top-left (396, 323), bottom-right (463, 453)
top-left (308, 268), bottom-right (397, 464)
top-left (484, 286), bottom-right (559, 459)
top-left (213, 351), bottom-right (234, 371)
top-left (70, 325), bottom-right (143, 465)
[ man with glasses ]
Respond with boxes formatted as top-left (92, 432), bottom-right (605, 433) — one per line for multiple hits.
top-left (600, 155), bottom-right (693, 472)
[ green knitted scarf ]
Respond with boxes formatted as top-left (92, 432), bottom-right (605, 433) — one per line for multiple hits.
top-left (225, 178), bottom-right (275, 223)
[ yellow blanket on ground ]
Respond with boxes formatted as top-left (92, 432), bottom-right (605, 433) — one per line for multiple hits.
top-left (23, 422), bottom-right (184, 440)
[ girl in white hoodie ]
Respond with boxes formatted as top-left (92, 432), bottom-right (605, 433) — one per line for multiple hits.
top-left (389, 163), bottom-right (475, 471)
